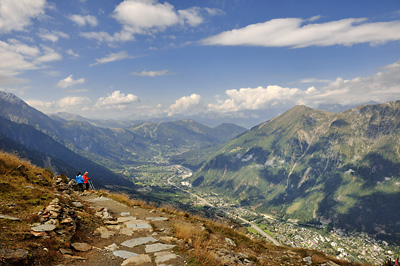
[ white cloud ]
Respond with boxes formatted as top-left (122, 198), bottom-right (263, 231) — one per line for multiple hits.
top-left (205, 7), bottom-right (224, 16)
top-left (132, 70), bottom-right (168, 77)
top-left (112, 0), bottom-right (179, 33)
top-left (0, 40), bottom-right (61, 81)
top-left (201, 17), bottom-right (400, 48)
top-left (178, 7), bottom-right (203, 27)
top-left (68, 14), bottom-right (98, 27)
top-left (57, 96), bottom-right (88, 107)
top-left (38, 29), bottom-right (69, 42)
top-left (168, 93), bottom-right (201, 116)
top-left (66, 49), bottom-right (79, 58)
top-left (0, 0), bottom-right (46, 33)
top-left (57, 75), bottom-right (85, 88)
top-left (208, 86), bottom-right (302, 113)
top-left (208, 60), bottom-right (400, 114)
top-left (91, 51), bottom-right (130, 65)
top-left (33, 46), bottom-right (62, 63)
top-left (95, 90), bottom-right (139, 109)
top-left (82, 0), bottom-right (214, 43)
top-left (307, 62), bottom-right (400, 106)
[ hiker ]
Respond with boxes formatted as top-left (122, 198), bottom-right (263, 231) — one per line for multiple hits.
top-left (76, 172), bottom-right (84, 192)
top-left (82, 171), bottom-right (90, 191)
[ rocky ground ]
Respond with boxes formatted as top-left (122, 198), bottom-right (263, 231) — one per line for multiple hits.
top-left (60, 193), bottom-right (188, 266)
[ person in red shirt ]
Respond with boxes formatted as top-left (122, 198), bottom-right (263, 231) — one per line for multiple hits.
top-left (82, 172), bottom-right (90, 191)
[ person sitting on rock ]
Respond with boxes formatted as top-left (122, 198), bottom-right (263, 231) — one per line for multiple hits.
top-left (82, 172), bottom-right (90, 191)
top-left (75, 172), bottom-right (84, 192)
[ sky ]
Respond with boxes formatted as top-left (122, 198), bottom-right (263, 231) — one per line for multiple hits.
top-left (1, 0), bottom-right (400, 128)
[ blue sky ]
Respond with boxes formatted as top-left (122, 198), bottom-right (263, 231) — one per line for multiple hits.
top-left (1, 0), bottom-right (400, 127)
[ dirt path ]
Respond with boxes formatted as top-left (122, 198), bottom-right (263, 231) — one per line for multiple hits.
top-left (61, 194), bottom-right (188, 266)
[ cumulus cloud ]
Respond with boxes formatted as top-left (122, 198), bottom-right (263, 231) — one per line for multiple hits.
top-left (95, 90), bottom-right (139, 109)
top-left (208, 86), bottom-right (303, 113)
top-left (0, 0), bottom-right (46, 33)
top-left (132, 70), bottom-right (168, 77)
top-left (56, 75), bottom-right (85, 88)
top-left (307, 62), bottom-right (400, 106)
top-left (201, 17), bottom-right (400, 48)
top-left (168, 93), bottom-right (201, 116)
top-left (91, 51), bottom-right (130, 65)
top-left (33, 46), bottom-right (62, 63)
top-left (178, 7), bottom-right (203, 27)
top-left (0, 40), bottom-right (61, 83)
top-left (68, 14), bottom-right (98, 27)
top-left (208, 60), bottom-right (400, 115)
top-left (82, 0), bottom-right (215, 43)
top-left (38, 29), bottom-right (69, 42)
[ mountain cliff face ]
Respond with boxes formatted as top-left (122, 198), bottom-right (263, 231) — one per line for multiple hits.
top-left (191, 102), bottom-right (400, 242)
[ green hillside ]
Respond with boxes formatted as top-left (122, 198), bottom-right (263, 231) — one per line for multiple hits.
top-left (190, 102), bottom-right (400, 242)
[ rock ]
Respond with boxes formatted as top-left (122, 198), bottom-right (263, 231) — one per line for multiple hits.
top-left (71, 242), bottom-right (92, 252)
top-left (121, 236), bottom-right (158, 248)
top-left (0, 214), bottom-right (20, 221)
top-left (113, 250), bottom-right (138, 259)
top-left (225, 237), bottom-right (236, 247)
top-left (45, 205), bottom-right (62, 212)
top-left (72, 202), bottom-right (83, 208)
top-left (94, 226), bottom-right (115, 239)
top-left (121, 254), bottom-right (152, 266)
top-left (63, 254), bottom-right (86, 260)
top-left (125, 221), bottom-right (152, 229)
top-left (0, 248), bottom-right (29, 264)
top-left (59, 248), bottom-right (73, 255)
top-left (120, 212), bottom-right (130, 216)
top-left (105, 243), bottom-right (119, 251)
top-left (31, 224), bottom-right (57, 232)
top-left (146, 217), bottom-right (168, 221)
top-left (303, 256), bottom-right (312, 264)
top-left (60, 217), bottom-right (74, 224)
top-left (31, 231), bottom-right (48, 237)
top-left (154, 251), bottom-right (177, 264)
top-left (145, 243), bottom-right (175, 253)
top-left (104, 220), bottom-right (119, 225)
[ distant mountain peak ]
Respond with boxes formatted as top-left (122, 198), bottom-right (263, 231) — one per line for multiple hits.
top-left (0, 91), bottom-right (26, 105)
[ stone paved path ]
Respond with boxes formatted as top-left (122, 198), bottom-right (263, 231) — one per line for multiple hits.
top-left (61, 195), bottom-right (187, 266)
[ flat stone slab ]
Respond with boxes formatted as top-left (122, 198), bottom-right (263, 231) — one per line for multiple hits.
top-left (125, 222), bottom-right (152, 229)
top-left (121, 237), bottom-right (158, 248)
top-left (155, 251), bottom-right (177, 264)
top-left (71, 243), bottom-right (92, 252)
top-left (113, 250), bottom-right (138, 259)
top-left (146, 217), bottom-right (168, 221)
top-left (31, 224), bottom-right (56, 232)
top-left (120, 212), bottom-right (131, 216)
top-left (121, 254), bottom-right (152, 266)
top-left (0, 214), bottom-right (20, 221)
top-left (145, 243), bottom-right (175, 253)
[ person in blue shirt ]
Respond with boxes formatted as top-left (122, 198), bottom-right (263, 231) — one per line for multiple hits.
top-left (75, 172), bottom-right (84, 192)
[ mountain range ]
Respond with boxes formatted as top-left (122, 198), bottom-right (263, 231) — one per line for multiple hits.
top-left (0, 91), bottom-right (246, 185)
top-left (1, 90), bottom-right (399, 243)
top-left (190, 102), bottom-right (400, 242)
